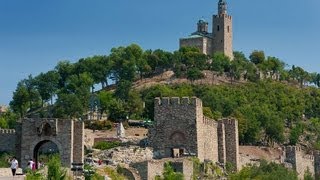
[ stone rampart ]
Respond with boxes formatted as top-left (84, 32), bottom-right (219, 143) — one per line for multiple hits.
top-left (149, 97), bottom-right (239, 170)
top-left (0, 129), bottom-right (16, 153)
top-left (197, 116), bottom-right (218, 162)
top-left (314, 151), bottom-right (320, 179)
top-left (220, 118), bottom-right (239, 170)
top-left (284, 146), bottom-right (318, 179)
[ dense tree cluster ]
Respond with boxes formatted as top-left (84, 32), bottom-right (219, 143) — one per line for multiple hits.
top-left (3, 44), bottom-right (320, 148)
top-left (229, 160), bottom-right (298, 180)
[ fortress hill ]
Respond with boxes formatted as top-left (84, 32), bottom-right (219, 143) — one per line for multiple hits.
top-left (180, 0), bottom-right (233, 59)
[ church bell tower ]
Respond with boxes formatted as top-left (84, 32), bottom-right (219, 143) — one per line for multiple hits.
top-left (212, 0), bottom-right (233, 59)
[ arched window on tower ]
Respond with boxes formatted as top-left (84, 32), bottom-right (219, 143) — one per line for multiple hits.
top-left (217, 25), bottom-right (220, 31)
top-left (227, 26), bottom-right (230, 33)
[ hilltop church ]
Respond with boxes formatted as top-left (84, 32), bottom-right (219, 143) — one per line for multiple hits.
top-left (180, 0), bottom-right (233, 59)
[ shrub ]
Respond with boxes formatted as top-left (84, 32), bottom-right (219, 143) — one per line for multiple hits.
top-left (89, 120), bottom-right (113, 130)
top-left (93, 141), bottom-right (121, 150)
top-left (0, 152), bottom-right (11, 168)
top-left (229, 160), bottom-right (298, 180)
top-left (26, 169), bottom-right (45, 180)
top-left (104, 167), bottom-right (126, 180)
top-left (47, 155), bottom-right (67, 180)
top-left (156, 162), bottom-right (184, 180)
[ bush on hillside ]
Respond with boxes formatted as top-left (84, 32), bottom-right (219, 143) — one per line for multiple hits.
top-left (229, 160), bottom-right (298, 180)
top-left (93, 141), bottom-right (121, 150)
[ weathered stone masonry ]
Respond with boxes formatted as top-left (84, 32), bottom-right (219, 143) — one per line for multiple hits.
top-left (0, 118), bottom-right (84, 168)
top-left (148, 97), bottom-right (239, 170)
top-left (284, 146), bottom-right (320, 179)
top-left (0, 129), bottom-right (16, 153)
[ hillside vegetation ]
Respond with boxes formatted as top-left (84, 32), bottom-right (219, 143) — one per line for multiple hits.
top-left (2, 44), bottom-right (320, 148)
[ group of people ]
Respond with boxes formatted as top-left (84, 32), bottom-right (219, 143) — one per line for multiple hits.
top-left (9, 157), bottom-right (43, 176)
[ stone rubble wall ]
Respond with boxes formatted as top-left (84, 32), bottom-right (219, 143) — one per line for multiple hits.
top-left (131, 158), bottom-right (193, 180)
top-left (98, 146), bottom-right (153, 166)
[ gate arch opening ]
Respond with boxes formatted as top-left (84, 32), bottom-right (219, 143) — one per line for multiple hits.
top-left (33, 140), bottom-right (59, 169)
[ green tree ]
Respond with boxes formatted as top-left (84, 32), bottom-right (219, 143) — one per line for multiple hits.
top-left (126, 90), bottom-right (144, 119)
top-left (186, 67), bottom-right (204, 82)
top-left (249, 50), bottom-right (265, 65)
top-left (54, 93), bottom-right (84, 118)
top-left (114, 80), bottom-right (133, 101)
top-left (34, 70), bottom-right (59, 105)
top-left (55, 60), bottom-right (75, 88)
top-left (108, 99), bottom-right (127, 121)
top-left (0, 117), bottom-right (8, 129)
top-left (211, 52), bottom-right (230, 75)
top-left (10, 82), bottom-right (30, 117)
top-left (54, 72), bottom-right (93, 118)
top-left (98, 91), bottom-right (115, 116)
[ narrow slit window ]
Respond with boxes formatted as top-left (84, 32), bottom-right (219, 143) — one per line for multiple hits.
top-left (217, 25), bottom-right (220, 31)
top-left (227, 26), bottom-right (230, 32)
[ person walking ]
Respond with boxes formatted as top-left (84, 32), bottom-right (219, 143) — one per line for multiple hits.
top-left (10, 156), bottom-right (18, 176)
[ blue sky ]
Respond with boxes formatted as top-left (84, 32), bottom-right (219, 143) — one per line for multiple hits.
top-left (0, 0), bottom-right (320, 105)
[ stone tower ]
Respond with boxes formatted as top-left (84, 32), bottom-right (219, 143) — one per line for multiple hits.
top-left (148, 97), bottom-right (239, 170)
top-left (212, 0), bottom-right (233, 59)
top-left (179, 0), bottom-right (233, 59)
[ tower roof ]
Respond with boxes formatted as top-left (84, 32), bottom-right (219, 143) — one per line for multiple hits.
top-left (218, 0), bottom-right (227, 15)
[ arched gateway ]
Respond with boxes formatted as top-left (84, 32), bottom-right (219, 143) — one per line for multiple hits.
top-left (15, 118), bottom-right (84, 168)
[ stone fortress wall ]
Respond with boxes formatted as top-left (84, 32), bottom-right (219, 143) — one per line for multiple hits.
top-left (148, 97), bottom-right (239, 171)
top-left (0, 128), bottom-right (16, 153)
top-left (284, 146), bottom-right (320, 179)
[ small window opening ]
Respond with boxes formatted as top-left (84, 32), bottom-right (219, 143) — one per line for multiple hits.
top-left (217, 25), bottom-right (220, 31)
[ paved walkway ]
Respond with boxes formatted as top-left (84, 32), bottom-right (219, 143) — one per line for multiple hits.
top-left (0, 176), bottom-right (25, 180)
top-left (0, 168), bottom-right (24, 179)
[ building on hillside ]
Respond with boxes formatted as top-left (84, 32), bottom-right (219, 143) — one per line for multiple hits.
top-left (180, 0), bottom-right (233, 59)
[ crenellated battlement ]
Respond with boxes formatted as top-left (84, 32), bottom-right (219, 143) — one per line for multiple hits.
top-left (219, 118), bottom-right (237, 125)
top-left (203, 117), bottom-right (217, 127)
top-left (213, 14), bottom-right (232, 20)
top-left (0, 129), bottom-right (16, 134)
top-left (154, 97), bottom-right (201, 107)
top-left (286, 146), bottom-right (302, 152)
